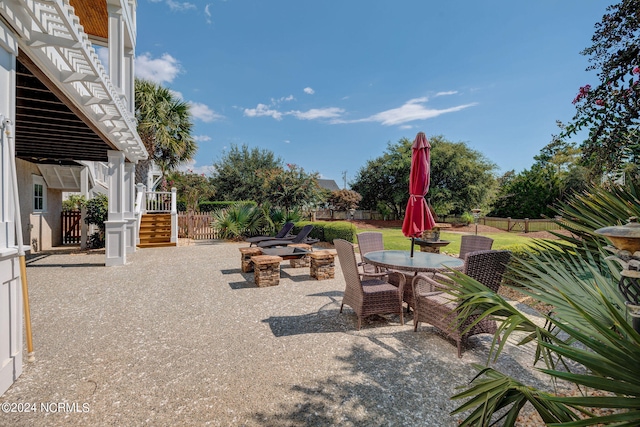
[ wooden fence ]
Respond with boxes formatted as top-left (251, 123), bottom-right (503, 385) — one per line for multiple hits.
top-left (478, 216), bottom-right (564, 233)
top-left (176, 211), bottom-right (564, 240)
top-left (315, 209), bottom-right (386, 220)
top-left (178, 212), bottom-right (219, 240)
top-left (61, 210), bottom-right (82, 245)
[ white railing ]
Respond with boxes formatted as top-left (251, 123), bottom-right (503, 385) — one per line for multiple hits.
top-left (145, 191), bottom-right (173, 212)
top-left (94, 162), bottom-right (109, 185)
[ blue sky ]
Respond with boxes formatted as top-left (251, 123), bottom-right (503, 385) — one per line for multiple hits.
top-left (133, 0), bottom-right (614, 186)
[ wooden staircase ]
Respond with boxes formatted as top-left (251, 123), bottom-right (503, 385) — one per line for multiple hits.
top-left (138, 213), bottom-right (176, 248)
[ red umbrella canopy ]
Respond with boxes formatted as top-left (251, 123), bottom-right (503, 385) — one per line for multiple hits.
top-left (402, 132), bottom-right (436, 238)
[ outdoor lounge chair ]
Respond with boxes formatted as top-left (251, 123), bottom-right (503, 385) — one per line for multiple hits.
top-left (257, 224), bottom-right (318, 248)
top-left (334, 239), bottom-right (405, 330)
top-left (458, 235), bottom-right (494, 261)
top-left (412, 249), bottom-right (511, 357)
top-left (245, 222), bottom-right (294, 246)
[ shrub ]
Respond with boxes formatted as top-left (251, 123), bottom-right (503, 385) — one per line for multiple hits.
top-left (293, 221), bottom-right (356, 243)
top-left (325, 222), bottom-right (356, 243)
top-left (84, 194), bottom-right (108, 248)
top-left (460, 211), bottom-right (474, 225)
top-left (211, 203), bottom-right (265, 240)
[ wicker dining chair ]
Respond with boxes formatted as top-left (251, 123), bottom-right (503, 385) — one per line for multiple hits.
top-left (412, 249), bottom-right (511, 357)
top-left (458, 235), bottom-right (494, 261)
top-left (356, 232), bottom-right (386, 277)
top-left (334, 239), bottom-right (405, 330)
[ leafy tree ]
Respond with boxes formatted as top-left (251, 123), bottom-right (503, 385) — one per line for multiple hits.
top-left (352, 136), bottom-right (496, 218)
top-left (327, 189), bottom-right (362, 211)
top-left (167, 171), bottom-right (216, 213)
top-left (489, 140), bottom-right (588, 218)
top-left (260, 163), bottom-right (324, 214)
top-left (62, 194), bottom-right (86, 212)
top-left (135, 79), bottom-right (196, 183)
top-left (211, 144), bottom-right (282, 202)
top-left (488, 167), bottom-right (559, 218)
top-left (562, 0), bottom-right (640, 178)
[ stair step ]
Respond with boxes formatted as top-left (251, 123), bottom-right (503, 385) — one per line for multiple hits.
top-left (139, 235), bottom-right (171, 241)
top-left (140, 227), bottom-right (171, 233)
top-left (137, 242), bottom-right (176, 248)
top-left (138, 214), bottom-right (174, 249)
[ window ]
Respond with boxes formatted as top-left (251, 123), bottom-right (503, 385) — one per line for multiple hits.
top-left (33, 175), bottom-right (46, 213)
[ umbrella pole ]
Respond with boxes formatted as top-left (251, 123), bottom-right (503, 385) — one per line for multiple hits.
top-left (4, 118), bottom-right (35, 362)
top-left (410, 237), bottom-right (415, 257)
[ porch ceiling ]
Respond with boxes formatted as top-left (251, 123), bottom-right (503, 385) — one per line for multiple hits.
top-left (15, 56), bottom-right (112, 164)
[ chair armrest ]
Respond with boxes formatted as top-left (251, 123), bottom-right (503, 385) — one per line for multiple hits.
top-left (387, 271), bottom-right (406, 294)
top-left (432, 272), bottom-right (455, 288)
top-left (412, 273), bottom-right (444, 295)
top-left (358, 271), bottom-right (389, 280)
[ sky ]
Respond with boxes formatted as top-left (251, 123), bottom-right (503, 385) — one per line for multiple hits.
top-left (132, 0), bottom-right (615, 186)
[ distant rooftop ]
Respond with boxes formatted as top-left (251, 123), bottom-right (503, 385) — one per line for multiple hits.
top-left (317, 179), bottom-right (340, 191)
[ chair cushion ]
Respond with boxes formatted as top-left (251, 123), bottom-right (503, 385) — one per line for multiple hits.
top-left (361, 280), bottom-right (399, 294)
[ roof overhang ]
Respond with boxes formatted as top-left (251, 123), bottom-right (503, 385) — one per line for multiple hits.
top-left (0, 0), bottom-right (147, 164)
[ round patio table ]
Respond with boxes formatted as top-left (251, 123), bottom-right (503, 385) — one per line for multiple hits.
top-left (362, 250), bottom-right (465, 312)
top-left (362, 250), bottom-right (464, 274)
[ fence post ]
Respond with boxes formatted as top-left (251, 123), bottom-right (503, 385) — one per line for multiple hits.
top-left (507, 217), bottom-right (511, 232)
top-left (525, 218), bottom-right (529, 233)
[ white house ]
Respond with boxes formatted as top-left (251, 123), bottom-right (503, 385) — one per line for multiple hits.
top-left (0, 0), bottom-right (146, 396)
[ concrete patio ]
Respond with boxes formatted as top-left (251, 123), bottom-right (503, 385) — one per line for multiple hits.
top-left (0, 241), bottom-right (554, 426)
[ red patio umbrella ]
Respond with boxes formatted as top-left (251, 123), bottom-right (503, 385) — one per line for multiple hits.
top-left (402, 132), bottom-right (436, 257)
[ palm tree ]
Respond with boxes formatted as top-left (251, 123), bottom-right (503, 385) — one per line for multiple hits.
top-left (135, 79), bottom-right (196, 187)
top-left (448, 182), bottom-right (640, 426)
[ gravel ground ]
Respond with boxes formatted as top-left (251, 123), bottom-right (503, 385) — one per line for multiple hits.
top-left (0, 242), bottom-right (556, 426)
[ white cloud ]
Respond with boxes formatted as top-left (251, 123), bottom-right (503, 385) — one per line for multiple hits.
top-left (290, 107), bottom-right (344, 120)
top-left (205, 4), bottom-right (212, 24)
top-left (170, 89), bottom-right (184, 100)
top-left (303, 87), bottom-right (315, 95)
top-left (135, 53), bottom-right (182, 84)
top-left (194, 135), bottom-right (212, 142)
top-left (177, 160), bottom-right (213, 176)
top-left (435, 91), bottom-right (458, 97)
top-left (188, 102), bottom-right (224, 122)
top-left (166, 0), bottom-right (197, 11)
top-left (344, 97), bottom-right (477, 126)
top-left (243, 102), bottom-right (344, 121)
top-left (243, 103), bottom-right (284, 120)
top-left (284, 140), bottom-right (291, 144)
top-left (271, 95), bottom-right (294, 104)
top-left (96, 46), bottom-right (109, 71)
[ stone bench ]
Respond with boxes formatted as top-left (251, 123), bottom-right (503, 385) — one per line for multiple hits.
top-left (239, 247), bottom-right (263, 272)
top-left (250, 255), bottom-right (283, 287)
top-left (310, 250), bottom-right (335, 280)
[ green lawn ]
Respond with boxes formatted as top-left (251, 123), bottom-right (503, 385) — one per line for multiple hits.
top-left (355, 226), bottom-right (534, 255)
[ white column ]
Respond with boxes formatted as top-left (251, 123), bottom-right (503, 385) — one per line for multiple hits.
top-left (124, 48), bottom-right (135, 114)
top-left (108, 4), bottom-right (124, 94)
top-left (135, 183), bottom-right (145, 246)
top-left (80, 166), bottom-right (89, 250)
top-left (105, 151), bottom-right (126, 266)
top-left (0, 20), bottom-right (22, 396)
top-left (124, 162), bottom-right (136, 254)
